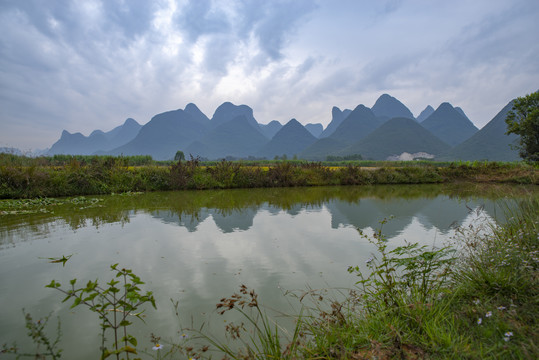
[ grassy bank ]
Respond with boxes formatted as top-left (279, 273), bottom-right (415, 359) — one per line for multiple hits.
top-left (297, 201), bottom-right (537, 358)
top-left (192, 199), bottom-right (538, 359)
top-left (1, 154), bottom-right (537, 198)
top-left (2, 199), bottom-right (537, 359)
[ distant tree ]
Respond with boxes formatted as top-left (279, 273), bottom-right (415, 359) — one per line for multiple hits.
top-left (281, 154), bottom-right (288, 161)
top-left (174, 150), bottom-right (185, 162)
top-left (505, 91), bottom-right (539, 162)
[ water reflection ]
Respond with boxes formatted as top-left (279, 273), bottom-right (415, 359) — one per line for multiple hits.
top-left (141, 185), bottom-right (528, 238)
top-left (0, 184), bottom-right (536, 360)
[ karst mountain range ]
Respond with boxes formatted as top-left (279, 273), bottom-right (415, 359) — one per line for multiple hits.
top-left (47, 94), bottom-right (520, 161)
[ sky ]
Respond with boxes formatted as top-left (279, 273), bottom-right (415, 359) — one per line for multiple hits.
top-left (1, 0), bottom-right (538, 151)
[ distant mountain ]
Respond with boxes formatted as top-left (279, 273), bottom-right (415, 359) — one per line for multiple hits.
top-left (455, 107), bottom-right (471, 122)
top-left (108, 109), bottom-right (208, 160)
top-left (421, 103), bottom-right (478, 146)
top-left (210, 102), bottom-right (260, 131)
top-left (48, 131), bottom-right (93, 155)
top-left (257, 119), bottom-right (317, 159)
top-left (300, 137), bottom-right (348, 160)
top-left (184, 103), bottom-right (211, 127)
top-left (42, 96), bottom-right (525, 162)
top-left (438, 101), bottom-right (520, 161)
top-left (47, 118), bottom-right (142, 155)
top-left (338, 117), bottom-right (451, 160)
top-left (259, 120), bottom-right (283, 139)
top-left (105, 118), bottom-right (142, 149)
top-left (371, 94), bottom-right (415, 120)
top-left (301, 105), bottom-right (380, 160)
top-left (416, 105), bottom-right (435, 122)
top-left (186, 115), bottom-right (268, 159)
top-left (50, 132), bottom-right (102, 155)
top-left (320, 106), bottom-right (352, 138)
top-left (328, 105), bottom-right (380, 144)
top-left (305, 123), bottom-right (324, 138)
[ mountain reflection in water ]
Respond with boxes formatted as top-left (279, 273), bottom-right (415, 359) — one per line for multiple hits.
top-left (0, 183), bottom-right (536, 360)
top-left (1, 184), bottom-right (533, 245)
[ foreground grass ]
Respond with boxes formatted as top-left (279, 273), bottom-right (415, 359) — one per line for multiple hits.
top-left (2, 199), bottom-right (537, 359)
top-left (1, 154), bottom-right (537, 198)
top-left (308, 200), bottom-right (538, 359)
top-left (190, 200), bottom-right (538, 360)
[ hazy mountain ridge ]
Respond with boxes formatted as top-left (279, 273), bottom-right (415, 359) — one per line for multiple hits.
top-left (107, 108), bottom-right (208, 160)
top-left (319, 106), bottom-right (352, 138)
top-left (421, 103), bottom-right (479, 146)
top-left (186, 115), bottom-right (269, 159)
top-left (371, 93), bottom-right (415, 120)
top-left (438, 101), bottom-right (519, 161)
top-left (257, 119), bottom-right (317, 159)
top-left (259, 120), bottom-right (283, 139)
top-left (416, 105), bottom-right (435, 122)
top-left (337, 117), bottom-right (451, 160)
top-left (48, 118), bottom-right (142, 155)
top-left (44, 94), bottom-right (521, 162)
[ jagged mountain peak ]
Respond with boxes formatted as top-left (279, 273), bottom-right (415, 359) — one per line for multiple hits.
top-left (257, 118), bottom-right (317, 158)
top-left (417, 105), bottom-right (435, 122)
top-left (90, 130), bottom-right (106, 137)
top-left (327, 104), bottom-right (380, 145)
top-left (371, 94), bottom-right (414, 120)
top-left (184, 103), bottom-right (210, 125)
top-left (421, 102), bottom-right (478, 146)
top-left (259, 120), bottom-right (283, 139)
top-left (438, 100), bottom-right (519, 161)
top-left (284, 118), bottom-right (302, 127)
top-left (123, 118), bottom-right (139, 126)
top-left (321, 106), bottom-right (353, 138)
top-left (211, 102), bottom-right (257, 130)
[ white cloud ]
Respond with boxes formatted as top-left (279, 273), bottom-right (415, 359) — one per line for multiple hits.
top-left (0, 0), bottom-right (538, 149)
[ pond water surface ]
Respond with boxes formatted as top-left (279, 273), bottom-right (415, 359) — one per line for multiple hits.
top-left (0, 184), bottom-right (535, 358)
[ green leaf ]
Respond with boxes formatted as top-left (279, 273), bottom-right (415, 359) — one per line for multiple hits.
top-left (83, 293), bottom-right (99, 302)
top-left (70, 297), bottom-right (81, 308)
top-left (45, 280), bottom-right (60, 288)
top-left (119, 320), bottom-right (132, 327)
top-left (118, 346), bottom-right (137, 354)
top-left (86, 280), bottom-right (97, 291)
top-left (70, 278), bottom-right (77, 286)
top-left (101, 348), bottom-right (112, 359)
top-left (121, 335), bottom-right (137, 347)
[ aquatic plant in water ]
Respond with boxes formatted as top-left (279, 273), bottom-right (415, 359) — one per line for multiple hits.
top-left (46, 264), bottom-right (156, 360)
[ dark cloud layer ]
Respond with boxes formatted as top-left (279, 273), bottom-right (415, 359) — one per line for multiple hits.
top-left (0, 0), bottom-right (538, 150)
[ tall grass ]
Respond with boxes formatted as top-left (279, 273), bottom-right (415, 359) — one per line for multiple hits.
top-left (1, 154), bottom-right (537, 198)
top-left (189, 200), bottom-right (537, 359)
top-left (3, 199), bottom-right (538, 358)
top-left (292, 198), bottom-right (539, 359)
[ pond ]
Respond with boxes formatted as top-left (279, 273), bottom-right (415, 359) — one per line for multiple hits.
top-left (0, 184), bottom-right (535, 358)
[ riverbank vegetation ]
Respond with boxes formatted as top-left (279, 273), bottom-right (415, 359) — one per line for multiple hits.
top-left (3, 198), bottom-right (537, 359)
top-left (288, 199), bottom-right (538, 359)
top-left (1, 153), bottom-right (537, 199)
top-left (185, 200), bottom-right (537, 359)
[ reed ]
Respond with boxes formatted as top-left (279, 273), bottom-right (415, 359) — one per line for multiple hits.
top-left (1, 154), bottom-right (537, 199)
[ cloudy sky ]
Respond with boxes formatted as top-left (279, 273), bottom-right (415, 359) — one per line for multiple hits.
top-left (1, 0), bottom-right (538, 150)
